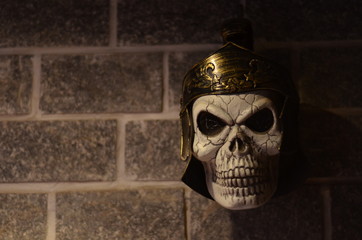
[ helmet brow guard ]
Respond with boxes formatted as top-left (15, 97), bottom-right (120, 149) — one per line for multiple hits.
top-left (180, 19), bottom-right (304, 200)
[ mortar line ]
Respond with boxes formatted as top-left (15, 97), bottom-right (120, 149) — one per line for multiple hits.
top-left (1, 107), bottom-right (361, 122)
top-left (0, 181), bottom-right (185, 194)
top-left (241, 0), bottom-right (247, 17)
top-left (291, 46), bottom-right (301, 93)
top-left (0, 178), bottom-right (359, 194)
top-left (1, 40), bottom-right (362, 55)
top-left (253, 39), bottom-right (362, 50)
top-left (0, 44), bottom-right (220, 55)
top-left (109, 0), bottom-right (118, 47)
top-left (46, 192), bottom-right (56, 240)
top-left (185, 188), bottom-right (192, 240)
top-left (321, 185), bottom-right (332, 240)
top-left (306, 177), bottom-right (362, 184)
top-left (2, 106), bottom-right (361, 122)
top-left (31, 54), bottom-right (42, 118)
top-left (325, 107), bottom-right (362, 116)
top-left (162, 52), bottom-right (170, 113)
top-left (0, 111), bottom-right (179, 121)
top-left (116, 118), bottom-right (126, 181)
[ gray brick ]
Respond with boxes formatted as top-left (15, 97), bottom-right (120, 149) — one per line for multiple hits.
top-left (299, 106), bottom-right (362, 177)
top-left (246, 0), bottom-right (362, 41)
top-left (345, 114), bottom-right (362, 131)
top-left (257, 48), bottom-right (292, 72)
top-left (117, 0), bottom-right (240, 45)
top-left (0, 120), bottom-right (116, 182)
top-left (189, 185), bottom-right (322, 240)
top-left (57, 189), bottom-right (185, 240)
top-left (0, 0), bottom-right (108, 47)
top-left (189, 192), bottom-right (234, 240)
top-left (331, 185), bottom-right (362, 240)
top-left (41, 54), bottom-right (163, 113)
top-left (299, 47), bottom-right (362, 108)
top-left (169, 51), bottom-right (213, 109)
top-left (125, 120), bottom-right (186, 180)
top-left (0, 56), bottom-right (32, 115)
top-left (0, 194), bottom-right (47, 240)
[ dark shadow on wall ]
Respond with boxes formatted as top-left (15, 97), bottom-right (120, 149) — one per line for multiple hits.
top-left (299, 104), bottom-right (362, 178)
top-left (228, 104), bottom-right (362, 239)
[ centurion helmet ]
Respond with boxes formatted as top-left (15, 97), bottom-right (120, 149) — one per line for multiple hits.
top-left (179, 16), bottom-right (306, 209)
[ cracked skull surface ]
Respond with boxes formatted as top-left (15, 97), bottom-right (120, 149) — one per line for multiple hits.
top-left (192, 91), bottom-right (282, 210)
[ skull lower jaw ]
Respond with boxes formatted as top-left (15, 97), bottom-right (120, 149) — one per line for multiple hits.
top-left (202, 155), bottom-right (278, 210)
top-left (209, 181), bottom-right (275, 210)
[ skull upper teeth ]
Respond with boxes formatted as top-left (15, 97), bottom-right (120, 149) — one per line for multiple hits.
top-left (214, 163), bottom-right (268, 189)
top-left (216, 166), bottom-right (266, 179)
top-left (219, 184), bottom-right (268, 198)
top-left (217, 155), bottom-right (258, 172)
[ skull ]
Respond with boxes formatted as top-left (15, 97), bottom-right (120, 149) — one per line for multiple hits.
top-left (192, 91), bottom-right (282, 210)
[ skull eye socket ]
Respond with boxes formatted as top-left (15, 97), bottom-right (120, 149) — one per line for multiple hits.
top-left (197, 111), bottom-right (226, 136)
top-left (245, 108), bottom-right (274, 132)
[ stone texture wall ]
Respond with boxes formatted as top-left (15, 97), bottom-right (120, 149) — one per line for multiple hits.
top-left (0, 0), bottom-right (361, 239)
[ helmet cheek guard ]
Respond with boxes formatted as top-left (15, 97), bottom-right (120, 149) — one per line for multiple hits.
top-left (180, 107), bottom-right (192, 162)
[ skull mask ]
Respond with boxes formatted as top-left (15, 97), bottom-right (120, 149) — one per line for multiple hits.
top-left (192, 92), bottom-right (282, 209)
top-left (180, 42), bottom-right (301, 210)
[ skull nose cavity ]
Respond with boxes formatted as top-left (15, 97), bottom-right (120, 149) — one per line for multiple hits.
top-left (229, 137), bottom-right (247, 153)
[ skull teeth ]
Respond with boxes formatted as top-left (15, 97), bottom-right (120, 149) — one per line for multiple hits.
top-left (218, 184), bottom-right (268, 197)
top-left (212, 154), bottom-right (272, 199)
top-left (215, 167), bottom-right (267, 180)
top-left (215, 176), bottom-right (265, 188)
top-left (214, 166), bottom-right (268, 190)
top-left (216, 155), bottom-right (261, 173)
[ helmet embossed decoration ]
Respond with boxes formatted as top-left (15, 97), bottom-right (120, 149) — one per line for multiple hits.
top-left (180, 17), bottom-right (306, 210)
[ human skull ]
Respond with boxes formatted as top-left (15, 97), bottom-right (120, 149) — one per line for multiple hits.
top-left (192, 91), bottom-right (282, 210)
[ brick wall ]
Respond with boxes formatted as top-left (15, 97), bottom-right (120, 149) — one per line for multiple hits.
top-left (0, 0), bottom-right (361, 239)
